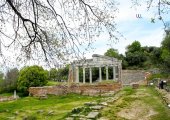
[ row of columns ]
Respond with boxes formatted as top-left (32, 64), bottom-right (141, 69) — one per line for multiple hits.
top-left (76, 66), bottom-right (118, 83)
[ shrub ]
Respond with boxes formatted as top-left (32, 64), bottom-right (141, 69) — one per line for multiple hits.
top-left (17, 65), bottom-right (48, 95)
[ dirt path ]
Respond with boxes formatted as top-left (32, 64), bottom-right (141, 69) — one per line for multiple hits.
top-left (100, 86), bottom-right (170, 120)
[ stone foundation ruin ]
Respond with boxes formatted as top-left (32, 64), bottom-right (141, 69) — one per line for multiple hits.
top-left (29, 83), bottom-right (122, 97)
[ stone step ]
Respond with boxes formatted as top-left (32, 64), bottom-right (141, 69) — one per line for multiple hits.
top-left (86, 111), bottom-right (100, 119)
top-left (65, 117), bottom-right (74, 120)
top-left (90, 105), bottom-right (104, 110)
top-left (84, 102), bottom-right (97, 106)
top-left (99, 102), bottom-right (108, 106)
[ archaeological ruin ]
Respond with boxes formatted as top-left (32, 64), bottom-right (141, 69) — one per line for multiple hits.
top-left (68, 54), bottom-right (122, 84)
top-left (28, 55), bottom-right (149, 97)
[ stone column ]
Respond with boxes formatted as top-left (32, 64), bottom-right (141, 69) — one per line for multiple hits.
top-left (76, 66), bottom-right (79, 83)
top-left (14, 90), bottom-right (17, 99)
top-left (118, 65), bottom-right (122, 83)
top-left (99, 67), bottom-right (102, 82)
top-left (113, 66), bottom-right (116, 80)
top-left (83, 67), bottom-right (85, 84)
top-left (89, 68), bottom-right (92, 83)
top-left (106, 66), bottom-right (108, 80)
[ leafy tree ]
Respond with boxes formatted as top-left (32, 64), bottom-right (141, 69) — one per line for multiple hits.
top-left (5, 68), bottom-right (19, 92)
top-left (161, 34), bottom-right (170, 70)
top-left (0, 71), bottom-right (4, 93)
top-left (162, 34), bottom-right (170, 51)
top-left (125, 41), bottom-right (147, 68)
top-left (119, 54), bottom-right (128, 69)
top-left (56, 65), bottom-right (69, 81)
top-left (0, 71), bottom-right (4, 81)
top-left (142, 46), bottom-right (162, 67)
top-left (126, 41), bottom-right (141, 53)
top-left (104, 48), bottom-right (120, 58)
top-left (0, 68), bottom-right (19, 93)
top-left (17, 65), bottom-right (48, 95)
top-left (151, 47), bottom-right (162, 64)
top-left (49, 68), bottom-right (58, 81)
top-left (104, 48), bottom-right (128, 69)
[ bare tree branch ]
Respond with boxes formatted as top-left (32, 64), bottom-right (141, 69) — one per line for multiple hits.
top-left (0, 0), bottom-right (119, 67)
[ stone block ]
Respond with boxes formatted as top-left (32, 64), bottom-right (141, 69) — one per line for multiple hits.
top-left (99, 102), bottom-right (108, 106)
top-left (84, 102), bottom-right (97, 106)
top-left (65, 117), bottom-right (74, 120)
top-left (86, 111), bottom-right (100, 119)
top-left (91, 105), bottom-right (104, 110)
top-left (132, 84), bottom-right (139, 89)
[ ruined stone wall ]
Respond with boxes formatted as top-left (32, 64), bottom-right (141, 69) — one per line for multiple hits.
top-left (0, 96), bottom-right (19, 102)
top-left (122, 70), bottom-right (146, 85)
top-left (29, 83), bottom-right (122, 97)
top-left (29, 85), bottom-right (68, 96)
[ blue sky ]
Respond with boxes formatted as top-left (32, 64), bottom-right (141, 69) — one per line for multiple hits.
top-left (0, 0), bottom-right (170, 71)
top-left (84, 0), bottom-right (169, 58)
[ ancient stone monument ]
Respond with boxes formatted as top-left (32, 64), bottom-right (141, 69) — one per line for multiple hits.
top-left (68, 54), bottom-right (122, 84)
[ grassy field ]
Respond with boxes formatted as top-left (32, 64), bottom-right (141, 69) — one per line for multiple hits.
top-left (46, 81), bottom-right (63, 86)
top-left (101, 86), bottom-right (170, 120)
top-left (0, 94), bottom-right (101, 120)
top-left (1, 86), bottom-right (170, 120)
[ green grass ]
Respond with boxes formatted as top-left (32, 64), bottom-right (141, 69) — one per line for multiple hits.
top-left (101, 86), bottom-right (170, 120)
top-left (101, 86), bottom-right (136, 119)
top-left (147, 73), bottom-right (170, 81)
top-left (143, 87), bottom-right (170, 120)
top-left (46, 81), bottom-right (63, 86)
top-left (0, 94), bottom-right (101, 120)
top-left (1, 86), bottom-right (169, 120)
top-left (0, 93), bottom-right (13, 97)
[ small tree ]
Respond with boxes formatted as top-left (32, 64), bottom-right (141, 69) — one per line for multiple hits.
top-left (49, 68), bottom-right (58, 81)
top-left (17, 65), bottom-right (48, 95)
top-left (0, 68), bottom-right (19, 93)
top-left (56, 65), bottom-right (69, 81)
top-left (5, 68), bottom-right (19, 92)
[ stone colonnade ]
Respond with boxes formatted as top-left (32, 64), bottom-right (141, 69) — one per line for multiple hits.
top-left (74, 65), bottom-right (120, 83)
top-left (68, 54), bottom-right (122, 84)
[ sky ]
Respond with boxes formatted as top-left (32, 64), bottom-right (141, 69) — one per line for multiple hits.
top-left (0, 0), bottom-right (170, 71)
top-left (84, 0), bottom-right (169, 58)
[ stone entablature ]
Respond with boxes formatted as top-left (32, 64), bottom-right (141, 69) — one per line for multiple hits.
top-left (73, 54), bottom-right (121, 67)
top-left (68, 54), bottom-right (122, 84)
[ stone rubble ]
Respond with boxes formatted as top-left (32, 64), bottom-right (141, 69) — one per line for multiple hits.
top-left (65, 92), bottom-right (121, 120)
top-left (90, 105), bottom-right (104, 110)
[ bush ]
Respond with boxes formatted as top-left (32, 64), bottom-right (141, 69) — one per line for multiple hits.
top-left (17, 65), bottom-right (48, 95)
top-left (147, 73), bottom-right (169, 81)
